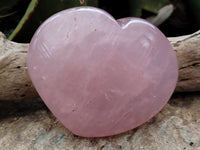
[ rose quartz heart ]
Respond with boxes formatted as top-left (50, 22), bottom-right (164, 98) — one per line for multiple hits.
top-left (27, 7), bottom-right (178, 137)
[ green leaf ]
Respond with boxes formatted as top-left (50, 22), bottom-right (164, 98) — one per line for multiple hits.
top-left (142, 0), bottom-right (169, 14)
top-left (129, 0), bottom-right (170, 17)
top-left (8, 0), bottom-right (38, 41)
top-left (8, 0), bottom-right (98, 42)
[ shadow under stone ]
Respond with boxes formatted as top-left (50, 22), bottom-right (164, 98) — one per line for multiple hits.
top-left (0, 92), bottom-right (199, 121)
top-left (0, 98), bottom-right (48, 120)
top-left (170, 92), bottom-right (200, 107)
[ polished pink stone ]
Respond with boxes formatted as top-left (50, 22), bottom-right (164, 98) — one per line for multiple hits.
top-left (27, 7), bottom-right (178, 137)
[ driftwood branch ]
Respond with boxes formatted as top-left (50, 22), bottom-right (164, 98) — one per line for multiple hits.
top-left (168, 31), bottom-right (200, 92)
top-left (0, 32), bottom-right (38, 100)
top-left (0, 31), bottom-right (200, 100)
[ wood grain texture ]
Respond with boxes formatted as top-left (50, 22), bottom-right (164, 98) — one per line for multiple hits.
top-left (168, 30), bottom-right (200, 92)
top-left (0, 30), bottom-right (199, 100)
top-left (0, 32), bottom-right (38, 100)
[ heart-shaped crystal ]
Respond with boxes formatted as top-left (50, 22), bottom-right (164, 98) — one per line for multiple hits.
top-left (27, 7), bottom-right (178, 137)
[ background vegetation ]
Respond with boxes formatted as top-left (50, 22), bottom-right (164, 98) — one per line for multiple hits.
top-left (0, 0), bottom-right (199, 42)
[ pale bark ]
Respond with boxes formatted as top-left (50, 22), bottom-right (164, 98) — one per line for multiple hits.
top-left (0, 31), bottom-right (199, 100)
top-left (0, 32), bottom-right (38, 100)
top-left (168, 30), bottom-right (200, 92)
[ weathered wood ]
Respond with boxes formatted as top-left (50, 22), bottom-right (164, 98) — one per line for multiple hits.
top-left (0, 31), bottom-right (199, 100)
top-left (168, 30), bottom-right (200, 92)
top-left (0, 32), bottom-right (38, 100)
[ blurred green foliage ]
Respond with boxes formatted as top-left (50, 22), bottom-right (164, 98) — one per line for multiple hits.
top-left (7, 0), bottom-right (97, 42)
top-left (129, 0), bottom-right (169, 17)
top-left (0, 0), bottom-right (199, 42)
top-left (142, 0), bottom-right (169, 14)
